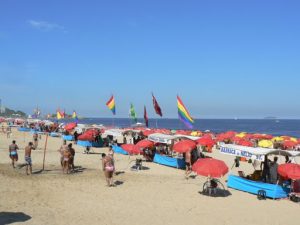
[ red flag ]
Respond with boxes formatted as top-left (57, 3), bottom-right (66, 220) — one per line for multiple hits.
top-left (144, 106), bottom-right (149, 127)
top-left (152, 93), bottom-right (162, 117)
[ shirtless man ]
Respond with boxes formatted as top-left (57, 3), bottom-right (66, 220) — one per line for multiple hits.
top-left (68, 143), bottom-right (75, 172)
top-left (58, 140), bottom-right (68, 167)
top-left (25, 142), bottom-right (34, 175)
top-left (8, 140), bottom-right (19, 168)
top-left (63, 148), bottom-right (71, 174)
top-left (33, 132), bottom-right (38, 149)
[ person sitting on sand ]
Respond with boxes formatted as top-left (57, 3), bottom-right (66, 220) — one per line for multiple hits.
top-left (25, 142), bottom-right (34, 175)
top-left (102, 153), bottom-right (115, 187)
top-left (63, 148), bottom-right (71, 174)
top-left (68, 143), bottom-right (75, 172)
top-left (9, 140), bottom-right (19, 168)
top-left (58, 140), bottom-right (68, 167)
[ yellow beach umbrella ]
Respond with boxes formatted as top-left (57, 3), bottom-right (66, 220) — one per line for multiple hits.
top-left (236, 132), bottom-right (247, 138)
top-left (258, 140), bottom-right (273, 148)
top-left (272, 137), bottom-right (284, 142)
top-left (290, 137), bottom-right (298, 143)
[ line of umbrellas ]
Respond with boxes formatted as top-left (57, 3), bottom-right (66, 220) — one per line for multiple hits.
top-left (121, 137), bottom-right (228, 178)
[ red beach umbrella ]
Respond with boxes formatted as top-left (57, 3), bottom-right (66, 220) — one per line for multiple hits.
top-left (121, 144), bottom-right (142, 155)
top-left (238, 140), bottom-right (254, 147)
top-left (78, 134), bottom-right (94, 141)
top-left (278, 163), bottom-right (300, 180)
top-left (64, 122), bottom-right (77, 131)
top-left (283, 140), bottom-right (297, 149)
top-left (173, 140), bottom-right (196, 153)
top-left (196, 137), bottom-right (215, 147)
top-left (143, 130), bottom-right (155, 137)
top-left (192, 158), bottom-right (229, 178)
top-left (136, 139), bottom-right (154, 149)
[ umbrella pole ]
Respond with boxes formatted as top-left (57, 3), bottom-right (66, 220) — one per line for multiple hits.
top-left (42, 134), bottom-right (49, 171)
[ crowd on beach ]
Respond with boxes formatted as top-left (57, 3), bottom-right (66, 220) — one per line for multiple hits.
top-left (1, 117), bottom-right (300, 193)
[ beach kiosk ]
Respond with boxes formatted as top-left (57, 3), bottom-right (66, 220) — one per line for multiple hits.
top-left (148, 133), bottom-right (186, 169)
top-left (220, 144), bottom-right (300, 199)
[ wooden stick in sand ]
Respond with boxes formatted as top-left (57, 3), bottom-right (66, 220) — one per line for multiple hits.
top-left (42, 134), bottom-right (49, 171)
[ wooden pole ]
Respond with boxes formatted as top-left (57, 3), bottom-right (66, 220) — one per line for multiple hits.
top-left (42, 134), bottom-right (49, 171)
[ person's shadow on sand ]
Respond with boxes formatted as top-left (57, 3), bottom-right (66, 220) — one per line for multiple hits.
top-left (0, 212), bottom-right (31, 224)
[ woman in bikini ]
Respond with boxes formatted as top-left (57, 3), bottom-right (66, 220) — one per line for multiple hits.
top-left (102, 153), bottom-right (115, 187)
top-left (63, 149), bottom-right (71, 174)
top-left (9, 140), bottom-right (19, 168)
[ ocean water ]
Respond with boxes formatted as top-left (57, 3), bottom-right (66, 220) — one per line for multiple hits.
top-left (72, 118), bottom-right (300, 138)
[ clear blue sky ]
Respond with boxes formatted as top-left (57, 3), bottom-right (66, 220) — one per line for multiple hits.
top-left (1, 0), bottom-right (300, 119)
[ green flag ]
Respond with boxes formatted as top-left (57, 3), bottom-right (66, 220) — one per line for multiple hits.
top-left (130, 103), bottom-right (137, 123)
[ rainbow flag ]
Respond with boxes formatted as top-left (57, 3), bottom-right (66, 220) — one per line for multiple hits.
top-left (106, 95), bottom-right (116, 115)
top-left (177, 95), bottom-right (194, 129)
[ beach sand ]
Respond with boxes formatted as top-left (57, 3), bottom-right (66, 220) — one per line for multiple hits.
top-left (0, 129), bottom-right (299, 225)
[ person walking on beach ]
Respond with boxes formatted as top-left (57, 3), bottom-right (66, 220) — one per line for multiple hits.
top-left (68, 143), bottom-right (75, 172)
top-left (185, 151), bottom-right (192, 179)
top-left (8, 140), bottom-right (19, 168)
top-left (25, 142), bottom-right (34, 175)
top-left (102, 153), bottom-right (115, 187)
top-left (6, 126), bottom-right (12, 138)
top-left (58, 140), bottom-right (68, 167)
top-left (33, 132), bottom-right (38, 149)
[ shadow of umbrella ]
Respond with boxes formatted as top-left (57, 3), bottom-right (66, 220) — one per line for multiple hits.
top-left (0, 212), bottom-right (31, 225)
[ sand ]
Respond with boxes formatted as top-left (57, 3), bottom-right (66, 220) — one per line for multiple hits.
top-left (0, 128), bottom-right (299, 225)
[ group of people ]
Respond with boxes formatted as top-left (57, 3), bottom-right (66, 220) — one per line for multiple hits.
top-left (8, 140), bottom-right (35, 175)
top-left (58, 140), bottom-right (76, 174)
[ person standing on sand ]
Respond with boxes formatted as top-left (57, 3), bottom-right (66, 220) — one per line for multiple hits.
top-left (63, 148), bottom-right (71, 174)
top-left (33, 132), bottom-right (38, 149)
top-left (25, 142), bottom-right (34, 175)
top-left (102, 153), bottom-right (115, 187)
top-left (6, 126), bottom-right (11, 138)
top-left (58, 140), bottom-right (68, 167)
top-left (8, 140), bottom-right (19, 168)
top-left (68, 143), bottom-right (75, 172)
top-left (185, 151), bottom-right (192, 179)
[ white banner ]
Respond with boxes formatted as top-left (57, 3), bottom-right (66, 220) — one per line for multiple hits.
top-left (220, 145), bottom-right (265, 161)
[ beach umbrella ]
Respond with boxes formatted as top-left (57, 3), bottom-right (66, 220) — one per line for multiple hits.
top-left (64, 122), bottom-right (77, 131)
top-left (192, 158), bottom-right (229, 178)
top-left (272, 137), bottom-right (284, 142)
top-left (136, 139), bottom-right (154, 149)
top-left (238, 140), bottom-right (254, 147)
top-left (143, 130), bottom-right (156, 137)
top-left (258, 140), bottom-right (273, 148)
top-left (231, 136), bottom-right (243, 143)
top-left (236, 132), bottom-right (247, 138)
top-left (278, 163), bottom-right (300, 180)
top-left (173, 140), bottom-right (196, 153)
top-left (283, 140), bottom-right (297, 149)
top-left (121, 144), bottom-right (142, 155)
top-left (78, 133), bottom-right (94, 141)
top-left (196, 137), bottom-right (215, 147)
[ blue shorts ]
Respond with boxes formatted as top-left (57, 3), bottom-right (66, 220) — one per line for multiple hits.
top-left (25, 156), bottom-right (32, 166)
